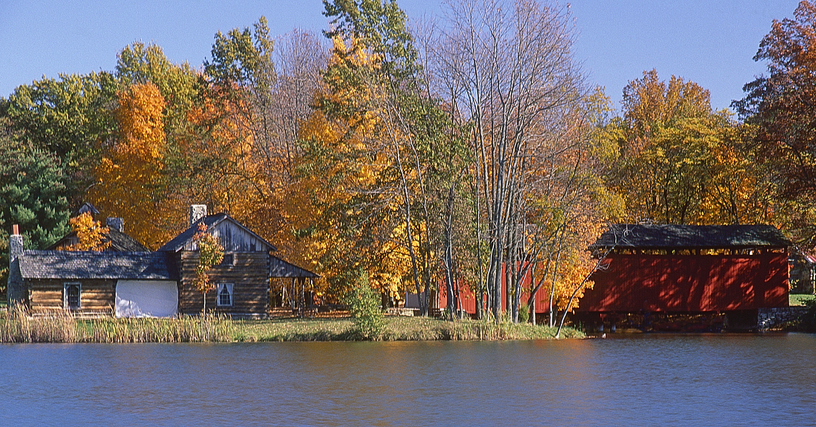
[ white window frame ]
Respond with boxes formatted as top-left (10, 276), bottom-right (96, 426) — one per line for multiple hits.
top-left (64, 282), bottom-right (81, 310)
top-left (216, 283), bottom-right (234, 307)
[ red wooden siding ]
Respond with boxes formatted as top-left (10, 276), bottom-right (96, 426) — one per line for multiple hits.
top-left (437, 263), bottom-right (551, 315)
top-left (578, 253), bottom-right (789, 312)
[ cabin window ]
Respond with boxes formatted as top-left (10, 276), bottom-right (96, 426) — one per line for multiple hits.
top-left (64, 283), bottom-right (81, 310)
top-left (217, 283), bottom-right (234, 307)
top-left (220, 253), bottom-right (235, 266)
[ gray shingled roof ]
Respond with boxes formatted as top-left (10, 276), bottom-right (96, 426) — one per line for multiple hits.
top-left (106, 229), bottom-right (150, 251)
top-left (591, 224), bottom-right (791, 250)
top-left (156, 213), bottom-right (276, 253)
top-left (18, 250), bottom-right (177, 280)
top-left (270, 256), bottom-right (319, 278)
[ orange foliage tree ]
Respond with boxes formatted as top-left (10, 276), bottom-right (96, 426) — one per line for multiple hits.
top-left (89, 82), bottom-right (177, 249)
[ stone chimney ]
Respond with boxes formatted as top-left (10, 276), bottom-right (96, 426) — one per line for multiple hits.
top-left (106, 217), bottom-right (124, 233)
top-left (7, 224), bottom-right (25, 309)
top-left (189, 204), bottom-right (207, 227)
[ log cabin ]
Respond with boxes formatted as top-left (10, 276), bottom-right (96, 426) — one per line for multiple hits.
top-left (7, 205), bottom-right (317, 318)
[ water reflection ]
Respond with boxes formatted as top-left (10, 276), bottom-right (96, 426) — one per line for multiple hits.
top-left (1, 334), bottom-right (814, 425)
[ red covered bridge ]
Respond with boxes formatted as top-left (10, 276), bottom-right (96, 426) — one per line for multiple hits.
top-left (577, 224), bottom-right (790, 322)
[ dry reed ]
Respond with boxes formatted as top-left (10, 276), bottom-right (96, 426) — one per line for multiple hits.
top-left (0, 306), bottom-right (233, 343)
top-left (0, 306), bottom-right (582, 343)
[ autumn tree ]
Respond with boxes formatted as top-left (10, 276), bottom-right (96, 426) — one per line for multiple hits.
top-left (62, 212), bottom-right (111, 251)
top-left (734, 0), bottom-right (816, 242)
top-left (603, 69), bottom-right (776, 229)
top-left (270, 29), bottom-right (328, 178)
top-left (192, 223), bottom-right (224, 315)
top-left (115, 42), bottom-right (200, 133)
top-left (314, 0), bottom-right (475, 315)
top-left (293, 36), bottom-right (412, 302)
top-left (88, 82), bottom-right (171, 249)
top-left (183, 17), bottom-right (282, 232)
top-left (263, 30), bottom-right (330, 277)
top-left (605, 70), bottom-right (713, 224)
top-left (432, 0), bottom-right (588, 322)
top-left (506, 89), bottom-right (624, 326)
top-left (702, 123), bottom-right (777, 225)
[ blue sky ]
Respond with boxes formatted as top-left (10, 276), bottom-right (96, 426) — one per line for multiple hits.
top-left (0, 0), bottom-right (802, 112)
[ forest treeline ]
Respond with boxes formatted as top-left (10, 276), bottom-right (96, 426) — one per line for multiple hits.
top-left (2, 0), bottom-right (816, 323)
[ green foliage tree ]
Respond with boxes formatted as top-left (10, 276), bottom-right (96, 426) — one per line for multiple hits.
top-left (344, 272), bottom-right (385, 340)
top-left (0, 140), bottom-right (71, 290)
top-left (115, 41), bottom-right (200, 134)
top-left (0, 72), bottom-right (118, 203)
top-left (205, 17), bottom-right (275, 94)
top-left (0, 143), bottom-right (70, 249)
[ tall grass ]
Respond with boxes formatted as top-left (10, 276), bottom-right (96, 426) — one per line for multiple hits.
top-left (0, 306), bottom-right (583, 343)
top-left (382, 317), bottom-right (584, 341)
top-left (0, 306), bottom-right (233, 343)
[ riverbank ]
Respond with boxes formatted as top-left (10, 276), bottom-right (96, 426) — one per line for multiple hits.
top-left (0, 310), bottom-right (583, 343)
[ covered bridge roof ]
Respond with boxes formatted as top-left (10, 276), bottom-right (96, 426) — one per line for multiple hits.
top-left (591, 224), bottom-right (791, 250)
top-left (18, 250), bottom-right (177, 281)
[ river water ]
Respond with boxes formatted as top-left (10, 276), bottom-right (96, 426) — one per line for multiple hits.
top-left (1, 334), bottom-right (814, 426)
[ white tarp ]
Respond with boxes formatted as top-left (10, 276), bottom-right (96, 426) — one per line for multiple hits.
top-left (115, 280), bottom-right (178, 318)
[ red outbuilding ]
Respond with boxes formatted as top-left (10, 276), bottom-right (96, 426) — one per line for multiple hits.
top-left (436, 262), bottom-right (551, 317)
top-left (576, 224), bottom-right (790, 330)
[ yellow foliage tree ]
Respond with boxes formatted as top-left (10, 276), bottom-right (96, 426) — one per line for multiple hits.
top-left (192, 223), bottom-right (224, 315)
top-left (282, 37), bottom-right (412, 301)
top-left (61, 212), bottom-right (111, 251)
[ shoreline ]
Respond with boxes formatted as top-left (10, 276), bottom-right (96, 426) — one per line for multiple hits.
top-left (0, 312), bottom-right (585, 343)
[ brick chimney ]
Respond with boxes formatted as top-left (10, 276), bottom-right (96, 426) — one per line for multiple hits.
top-left (189, 204), bottom-right (207, 227)
top-left (106, 217), bottom-right (124, 233)
top-left (7, 224), bottom-right (25, 308)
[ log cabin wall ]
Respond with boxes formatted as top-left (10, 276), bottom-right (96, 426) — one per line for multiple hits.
top-left (27, 278), bottom-right (116, 315)
top-left (177, 251), bottom-right (269, 317)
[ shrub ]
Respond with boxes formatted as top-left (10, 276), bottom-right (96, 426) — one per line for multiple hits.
top-left (518, 305), bottom-right (530, 323)
top-left (345, 278), bottom-right (385, 340)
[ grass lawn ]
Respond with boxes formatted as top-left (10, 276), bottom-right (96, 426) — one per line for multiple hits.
top-left (790, 293), bottom-right (816, 306)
